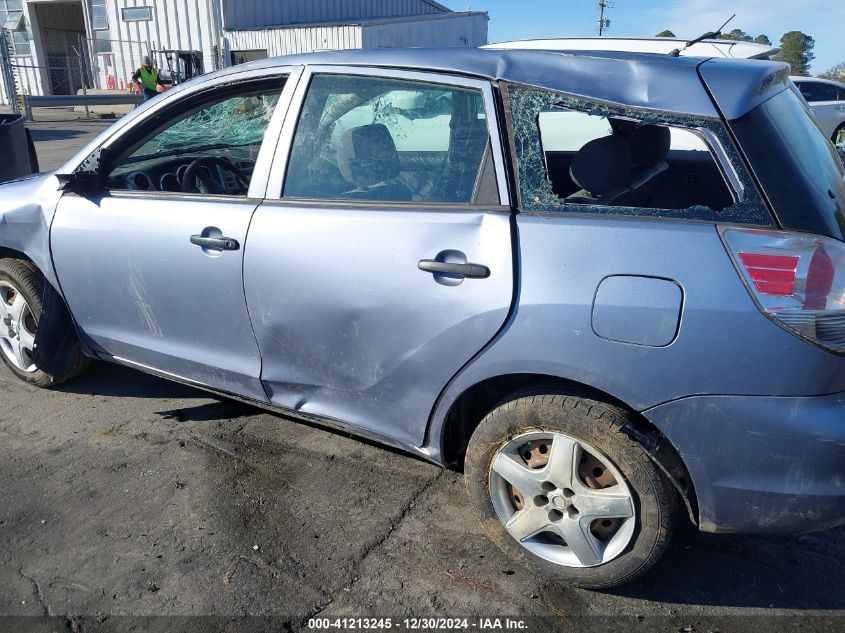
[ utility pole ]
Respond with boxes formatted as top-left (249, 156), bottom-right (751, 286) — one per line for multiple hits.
top-left (597, 0), bottom-right (612, 36)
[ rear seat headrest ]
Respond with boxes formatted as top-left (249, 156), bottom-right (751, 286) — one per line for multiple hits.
top-left (569, 136), bottom-right (631, 197)
top-left (629, 125), bottom-right (671, 168)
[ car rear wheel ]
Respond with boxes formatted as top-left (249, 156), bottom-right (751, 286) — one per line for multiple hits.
top-left (0, 259), bottom-right (88, 387)
top-left (465, 392), bottom-right (676, 589)
top-left (834, 124), bottom-right (845, 150)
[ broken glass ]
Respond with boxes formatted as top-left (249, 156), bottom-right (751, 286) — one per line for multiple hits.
top-left (152, 93), bottom-right (281, 153)
top-left (507, 85), bottom-right (772, 225)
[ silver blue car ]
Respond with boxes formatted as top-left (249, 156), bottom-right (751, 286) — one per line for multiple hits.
top-left (1, 48), bottom-right (844, 588)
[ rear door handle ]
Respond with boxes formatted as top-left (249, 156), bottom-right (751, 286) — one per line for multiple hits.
top-left (418, 259), bottom-right (490, 279)
top-left (190, 235), bottom-right (240, 251)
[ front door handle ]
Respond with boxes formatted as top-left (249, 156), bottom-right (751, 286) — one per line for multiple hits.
top-left (418, 259), bottom-right (490, 279)
top-left (190, 235), bottom-right (240, 251)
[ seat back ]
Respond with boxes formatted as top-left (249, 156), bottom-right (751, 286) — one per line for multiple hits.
top-left (615, 125), bottom-right (671, 207)
top-left (565, 135), bottom-right (632, 206)
top-left (337, 123), bottom-right (411, 200)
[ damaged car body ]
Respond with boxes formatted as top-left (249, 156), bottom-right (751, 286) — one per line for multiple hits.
top-left (1, 48), bottom-right (844, 589)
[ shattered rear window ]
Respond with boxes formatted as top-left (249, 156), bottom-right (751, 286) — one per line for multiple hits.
top-left (507, 85), bottom-right (772, 225)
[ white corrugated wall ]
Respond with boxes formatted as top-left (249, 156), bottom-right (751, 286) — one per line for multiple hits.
top-left (225, 25), bottom-right (363, 58)
top-left (362, 13), bottom-right (488, 49)
top-left (224, 13), bottom-right (489, 60)
top-left (104, 0), bottom-right (221, 88)
top-left (0, 1), bottom-right (46, 104)
top-left (222, 0), bottom-right (446, 30)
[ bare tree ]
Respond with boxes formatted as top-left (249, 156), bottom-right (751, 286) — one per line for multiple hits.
top-left (819, 62), bottom-right (845, 81)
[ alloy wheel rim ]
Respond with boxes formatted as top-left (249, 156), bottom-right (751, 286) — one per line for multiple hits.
top-left (488, 431), bottom-right (636, 568)
top-left (0, 281), bottom-right (38, 373)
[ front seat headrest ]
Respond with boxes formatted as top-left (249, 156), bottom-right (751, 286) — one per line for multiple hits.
top-left (569, 136), bottom-right (631, 197)
top-left (628, 125), bottom-right (671, 168)
top-left (337, 123), bottom-right (400, 188)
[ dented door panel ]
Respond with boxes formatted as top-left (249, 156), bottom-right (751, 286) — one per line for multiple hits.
top-left (243, 205), bottom-right (513, 447)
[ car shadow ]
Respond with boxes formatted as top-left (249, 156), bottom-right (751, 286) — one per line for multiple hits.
top-left (55, 361), bottom-right (201, 399)
top-left (58, 363), bottom-right (845, 611)
top-left (596, 522), bottom-right (845, 610)
top-left (57, 361), bottom-right (432, 462)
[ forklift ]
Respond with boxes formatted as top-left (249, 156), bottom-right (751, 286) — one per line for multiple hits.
top-left (153, 49), bottom-right (204, 87)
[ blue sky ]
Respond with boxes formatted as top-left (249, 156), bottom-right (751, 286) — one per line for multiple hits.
top-left (449, 0), bottom-right (843, 74)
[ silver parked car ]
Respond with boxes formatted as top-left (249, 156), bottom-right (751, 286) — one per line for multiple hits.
top-left (792, 76), bottom-right (845, 147)
top-left (1, 49), bottom-right (844, 589)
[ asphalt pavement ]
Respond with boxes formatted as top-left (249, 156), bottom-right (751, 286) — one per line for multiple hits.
top-left (0, 116), bottom-right (843, 632)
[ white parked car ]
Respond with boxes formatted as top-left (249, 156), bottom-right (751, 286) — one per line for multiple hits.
top-left (483, 37), bottom-right (780, 60)
top-left (791, 77), bottom-right (845, 148)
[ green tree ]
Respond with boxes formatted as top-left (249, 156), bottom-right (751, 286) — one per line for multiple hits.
top-left (655, 30), bottom-right (676, 38)
top-left (775, 31), bottom-right (815, 76)
top-left (720, 28), bottom-right (754, 42)
top-left (714, 28), bottom-right (770, 44)
top-left (820, 62), bottom-right (845, 81)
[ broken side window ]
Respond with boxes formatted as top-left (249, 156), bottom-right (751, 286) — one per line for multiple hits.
top-left (104, 80), bottom-right (285, 196)
top-left (506, 85), bottom-right (772, 225)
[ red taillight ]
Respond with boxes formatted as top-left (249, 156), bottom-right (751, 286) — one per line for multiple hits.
top-left (723, 228), bottom-right (845, 354)
top-left (738, 252), bottom-right (799, 295)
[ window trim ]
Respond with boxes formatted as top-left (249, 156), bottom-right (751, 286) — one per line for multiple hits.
top-left (1, 0), bottom-right (29, 57)
top-left (90, 0), bottom-right (109, 30)
top-left (265, 64), bottom-right (510, 207)
top-left (120, 6), bottom-right (153, 22)
top-left (501, 81), bottom-right (767, 223)
top-left (70, 67), bottom-right (303, 201)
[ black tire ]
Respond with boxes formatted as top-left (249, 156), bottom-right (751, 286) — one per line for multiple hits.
top-left (465, 391), bottom-right (676, 589)
top-left (0, 259), bottom-right (89, 388)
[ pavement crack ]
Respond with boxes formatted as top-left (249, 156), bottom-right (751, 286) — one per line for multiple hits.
top-left (358, 471), bottom-right (444, 564)
top-left (20, 568), bottom-right (51, 616)
top-left (191, 436), bottom-right (253, 470)
top-left (306, 470), bottom-right (446, 621)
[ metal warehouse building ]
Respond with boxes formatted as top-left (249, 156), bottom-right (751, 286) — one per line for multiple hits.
top-left (0, 0), bottom-right (488, 106)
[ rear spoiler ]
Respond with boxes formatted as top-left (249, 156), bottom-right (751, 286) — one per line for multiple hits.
top-left (698, 59), bottom-right (791, 120)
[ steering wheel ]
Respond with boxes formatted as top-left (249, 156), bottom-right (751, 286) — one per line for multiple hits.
top-left (181, 156), bottom-right (250, 195)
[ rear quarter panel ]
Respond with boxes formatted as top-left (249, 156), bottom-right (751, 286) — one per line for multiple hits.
top-left (428, 214), bottom-right (845, 452)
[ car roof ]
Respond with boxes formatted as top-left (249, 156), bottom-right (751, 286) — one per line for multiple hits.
top-left (221, 47), bottom-right (790, 120)
top-left (484, 37), bottom-right (781, 60)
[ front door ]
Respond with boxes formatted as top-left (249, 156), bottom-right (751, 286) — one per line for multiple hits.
top-left (244, 69), bottom-right (514, 447)
top-left (51, 74), bottom-right (293, 400)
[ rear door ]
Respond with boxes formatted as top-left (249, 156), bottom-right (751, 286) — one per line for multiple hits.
top-left (244, 67), bottom-right (513, 448)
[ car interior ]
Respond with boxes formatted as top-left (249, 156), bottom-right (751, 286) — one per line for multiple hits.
top-left (283, 75), bottom-right (491, 204)
top-left (540, 111), bottom-right (735, 212)
top-left (104, 83), bottom-right (284, 196)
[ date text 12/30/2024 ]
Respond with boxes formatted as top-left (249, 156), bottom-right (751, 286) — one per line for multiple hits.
top-left (307, 618), bottom-right (529, 630)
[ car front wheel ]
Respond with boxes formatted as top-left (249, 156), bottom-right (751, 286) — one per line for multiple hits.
top-left (0, 259), bottom-right (88, 387)
top-left (465, 392), bottom-right (676, 589)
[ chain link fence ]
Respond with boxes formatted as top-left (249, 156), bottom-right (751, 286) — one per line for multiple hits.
top-left (1, 32), bottom-right (209, 120)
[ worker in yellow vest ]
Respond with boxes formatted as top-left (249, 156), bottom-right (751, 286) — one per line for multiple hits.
top-left (131, 56), bottom-right (163, 102)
